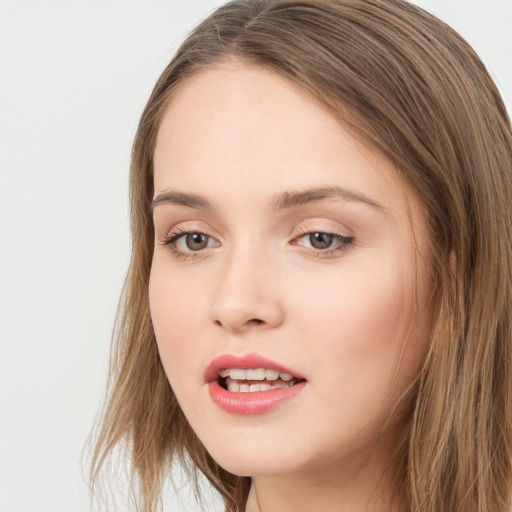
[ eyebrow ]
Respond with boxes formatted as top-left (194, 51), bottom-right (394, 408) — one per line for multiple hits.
top-left (151, 186), bottom-right (385, 212)
top-left (151, 191), bottom-right (212, 211)
top-left (272, 186), bottom-right (385, 211)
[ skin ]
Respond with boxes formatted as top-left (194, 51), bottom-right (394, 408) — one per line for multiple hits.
top-left (149, 62), bottom-right (434, 512)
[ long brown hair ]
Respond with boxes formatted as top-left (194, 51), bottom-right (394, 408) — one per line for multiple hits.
top-left (90, 1), bottom-right (512, 511)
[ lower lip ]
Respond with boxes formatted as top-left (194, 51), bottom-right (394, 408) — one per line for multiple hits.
top-left (208, 380), bottom-right (306, 415)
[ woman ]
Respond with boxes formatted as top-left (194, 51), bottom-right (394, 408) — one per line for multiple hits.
top-left (90, 1), bottom-right (512, 511)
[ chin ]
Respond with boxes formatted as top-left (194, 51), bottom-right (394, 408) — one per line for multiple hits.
top-left (196, 427), bottom-right (314, 478)
top-left (213, 451), bottom-right (301, 478)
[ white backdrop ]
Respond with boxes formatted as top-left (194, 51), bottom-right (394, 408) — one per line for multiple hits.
top-left (0, 1), bottom-right (511, 511)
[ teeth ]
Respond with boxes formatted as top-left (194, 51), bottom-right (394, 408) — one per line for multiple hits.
top-left (246, 368), bottom-right (266, 380)
top-left (220, 368), bottom-right (295, 381)
top-left (229, 369), bottom-right (246, 380)
top-left (224, 378), bottom-right (298, 393)
top-left (265, 370), bottom-right (279, 380)
top-left (227, 382), bottom-right (240, 392)
top-left (265, 369), bottom-right (279, 380)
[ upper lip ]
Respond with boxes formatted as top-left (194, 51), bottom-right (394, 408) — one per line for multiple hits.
top-left (204, 352), bottom-right (305, 383)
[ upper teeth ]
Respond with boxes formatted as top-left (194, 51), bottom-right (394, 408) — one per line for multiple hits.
top-left (218, 368), bottom-right (294, 381)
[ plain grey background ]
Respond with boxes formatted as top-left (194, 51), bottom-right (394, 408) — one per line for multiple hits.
top-left (1, 1), bottom-right (511, 511)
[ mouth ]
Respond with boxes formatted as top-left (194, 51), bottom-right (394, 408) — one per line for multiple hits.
top-left (205, 353), bottom-right (307, 414)
top-left (217, 367), bottom-right (303, 392)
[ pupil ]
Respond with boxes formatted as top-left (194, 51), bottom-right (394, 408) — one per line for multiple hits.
top-left (186, 233), bottom-right (208, 250)
top-left (310, 232), bottom-right (333, 249)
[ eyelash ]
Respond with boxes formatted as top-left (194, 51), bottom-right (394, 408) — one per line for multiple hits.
top-left (161, 228), bottom-right (354, 260)
top-left (161, 227), bottom-right (215, 261)
top-left (291, 230), bottom-right (354, 258)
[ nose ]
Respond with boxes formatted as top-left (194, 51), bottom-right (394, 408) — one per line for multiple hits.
top-left (209, 245), bottom-right (284, 333)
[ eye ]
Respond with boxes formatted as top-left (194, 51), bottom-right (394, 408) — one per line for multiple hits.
top-left (306, 232), bottom-right (336, 249)
top-left (180, 232), bottom-right (211, 251)
top-left (293, 231), bottom-right (354, 255)
top-left (162, 229), bottom-right (220, 258)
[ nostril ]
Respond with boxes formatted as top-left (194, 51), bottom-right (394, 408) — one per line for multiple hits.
top-left (213, 317), bottom-right (265, 332)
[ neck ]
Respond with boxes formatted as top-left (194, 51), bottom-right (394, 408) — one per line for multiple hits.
top-left (245, 434), bottom-right (408, 512)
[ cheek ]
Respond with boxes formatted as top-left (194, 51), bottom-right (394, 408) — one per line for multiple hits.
top-left (297, 257), bottom-right (411, 338)
top-left (292, 252), bottom-right (429, 390)
top-left (148, 264), bottom-right (206, 384)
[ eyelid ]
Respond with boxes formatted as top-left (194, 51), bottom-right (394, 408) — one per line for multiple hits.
top-left (290, 223), bottom-right (355, 257)
top-left (159, 220), bottom-right (219, 244)
top-left (291, 219), bottom-right (352, 240)
top-left (159, 223), bottom-right (221, 260)
top-left (292, 231), bottom-right (353, 246)
top-left (167, 231), bottom-right (218, 248)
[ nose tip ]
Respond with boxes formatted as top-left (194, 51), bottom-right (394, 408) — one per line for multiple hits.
top-left (209, 256), bottom-right (284, 333)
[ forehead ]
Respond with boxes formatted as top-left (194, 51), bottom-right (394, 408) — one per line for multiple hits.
top-left (154, 63), bottom-right (341, 170)
top-left (153, 63), bottom-right (424, 227)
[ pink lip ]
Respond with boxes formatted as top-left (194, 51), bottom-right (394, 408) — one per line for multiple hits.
top-left (208, 380), bottom-right (306, 415)
top-left (205, 353), bottom-right (307, 415)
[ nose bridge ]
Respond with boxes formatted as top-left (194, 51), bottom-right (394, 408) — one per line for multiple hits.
top-left (210, 235), bottom-right (283, 332)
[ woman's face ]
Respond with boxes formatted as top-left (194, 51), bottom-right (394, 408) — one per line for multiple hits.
top-left (149, 63), bottom-right (434, 480)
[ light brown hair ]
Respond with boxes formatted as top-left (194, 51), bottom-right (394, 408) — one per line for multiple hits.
top-left (90, 1), bottom-right (512, 511)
